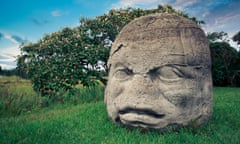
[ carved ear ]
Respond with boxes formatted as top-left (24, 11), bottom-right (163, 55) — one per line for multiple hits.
top-left (201, 77), bottom-right (213, 120)
top-left (201, 71), bottom-right (213, 99)
top-left (202, 80), bottom-right (212, 96)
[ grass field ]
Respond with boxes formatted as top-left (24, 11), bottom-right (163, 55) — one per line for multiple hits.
top-left (0, 76), bottom-right (104, 117)
top-left (0, 77), bottom-right (239, 143)
top-left (0, 76), bottom-right (40, 117)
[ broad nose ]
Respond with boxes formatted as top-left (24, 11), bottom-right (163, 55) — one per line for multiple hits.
top-left (128, 74), bottom-right (160, 98)
top-left (133, 73), bottom-right (154, 86)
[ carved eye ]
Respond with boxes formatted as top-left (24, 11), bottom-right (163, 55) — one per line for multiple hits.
top-left (148, 66), bottom-right (184, 82)
top-left (114, 68), bottom-right (133, 80)
top-left (158, 66), bottom-right (184, 82)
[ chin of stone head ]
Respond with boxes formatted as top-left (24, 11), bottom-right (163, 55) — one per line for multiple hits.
top-left (104, 13), bottom-right (213, 132)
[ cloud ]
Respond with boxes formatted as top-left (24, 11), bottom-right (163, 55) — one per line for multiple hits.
top-left (0, 53), bottom-right (16, 60)
top-left (0, 57), bottom-right (16, 62)
top-left (112, 0), bottom-right (160, 8)
top-left (120, 0), bottom-right (157, 6)
top-left (213, 13), bottom-right (240, 26)
top-left (0, 45), bottom-right (20, 70)
top-left (175, 0), bottom-right (197, 5)
top-left (11, 35), bottom-right (28, 43)
top-left (0, 32), bottom-right (29, 45)
top-left (0, 31), bottom-right (30, 69)
top-left (51, 10), bottom-right (69, 17)
top-left (202, 12), bottom-right (210, 18)
top-left (32, 18), bottom-right (49, 26)
top-left (200, 0), bottom-right (240, 36)
top-left (0, 45), bottom-right (20, 58)
top-left (4, 33), bottom-right (19, 44)
top-left (173, 0), bottom-right (198, 11)
top-left (204, 13), bottom-right (240, 37)
top-left (51, 10), bottom-right (61, 17)
top-left (111, 0), bottom-right (200, 11)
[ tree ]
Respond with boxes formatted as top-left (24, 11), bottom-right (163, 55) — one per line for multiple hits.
top-left (232, 31), bottom-right (240, 45)
top-left (210, 41), bottom-right (240, 86)
top-left (207, 31), bottom-right (228, 42)
top-left (17, 27), bottom-right (105, 98)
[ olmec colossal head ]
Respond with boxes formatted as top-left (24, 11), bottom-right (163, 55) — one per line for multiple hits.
top-left (105, 13), bottom-right (212, 131)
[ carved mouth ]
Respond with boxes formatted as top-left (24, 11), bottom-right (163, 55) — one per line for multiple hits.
top-left (117, 108), bottom-right (165, 127)
top-left (119, 108), bottom-right (165, 119)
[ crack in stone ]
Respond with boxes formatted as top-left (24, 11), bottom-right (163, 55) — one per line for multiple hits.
top-left (111, 44), bottom-right (123, 57)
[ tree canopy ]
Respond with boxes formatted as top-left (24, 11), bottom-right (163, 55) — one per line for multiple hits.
top-left (209, 41), bottom-right (239, 86)
top-left (207, 31), bottom-right (228, 42)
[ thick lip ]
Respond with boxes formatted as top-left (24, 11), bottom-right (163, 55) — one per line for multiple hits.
top-left (117, 108), bottom-right (165, 126)
top-left (119, 108), bottom-right (165, 119)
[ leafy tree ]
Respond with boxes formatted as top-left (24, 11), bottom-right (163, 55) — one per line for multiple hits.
top-left (210, 41), bottom-right (240, 86)
top-left (18, 27), bottom-right (105, 97)
top-left (207, 31), bottom-right (228, 42)
top-left (232, 31), bottom-right (240, 45)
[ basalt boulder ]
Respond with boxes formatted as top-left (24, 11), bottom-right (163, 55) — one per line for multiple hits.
top-left (104, 13), bottom-right (213, 131)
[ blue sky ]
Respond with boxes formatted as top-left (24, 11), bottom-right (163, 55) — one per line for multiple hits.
top-left (0, 0), bottom-right (240, 69)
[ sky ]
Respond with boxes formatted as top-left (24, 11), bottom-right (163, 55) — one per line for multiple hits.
top-left (0, 0), bottom-right (240, 69)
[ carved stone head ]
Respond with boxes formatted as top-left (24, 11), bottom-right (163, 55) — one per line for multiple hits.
top-left (104, 13), bottom-right (212, 131)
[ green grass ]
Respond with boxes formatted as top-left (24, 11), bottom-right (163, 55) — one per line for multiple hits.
top-left (0, 87), bottom-right (239, 144)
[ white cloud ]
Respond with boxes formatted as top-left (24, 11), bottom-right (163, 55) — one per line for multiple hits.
top-left (0, 32), bottom-right (30, 70)
top-left (0, 55), bottom-right (16, 62)
top-left (112, 0), bottom-right (159, 8)
top-left (121, 0), bottom-right (157, 6)
top-left (51, 10), bottom-right (61, 17)
top-left (0, 32), bottom-right (28, 45)
top-left (111, 0), bottom-right (199, 11)
top-left (51, 10), bottom-right (69, 17)
top-left (175, 0), bottom-right (197, 6)
top-left (0, 45), bottom-right (21, 57)
top-left (203, 13), bottom-right (240, 36)
top-left (173, 0), bottom-right (198, 11)
top-left (4, 33), bottom-right (19, 44)
top-left (202, 12), bottom-right (210, 18)
top-left (0, 45), bottom-right (20, 69)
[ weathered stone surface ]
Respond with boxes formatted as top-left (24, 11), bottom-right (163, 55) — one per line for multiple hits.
top-left (104, 13), bottom-right (213, 131)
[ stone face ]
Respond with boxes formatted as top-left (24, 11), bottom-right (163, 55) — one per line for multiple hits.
top-left (104, 13), bottom-right (213, 131)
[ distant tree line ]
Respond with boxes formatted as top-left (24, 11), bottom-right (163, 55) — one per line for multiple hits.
top-left (13, 4), bottom-right (240, 99)
top-left (0, 67), bottom-right (19, 76)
